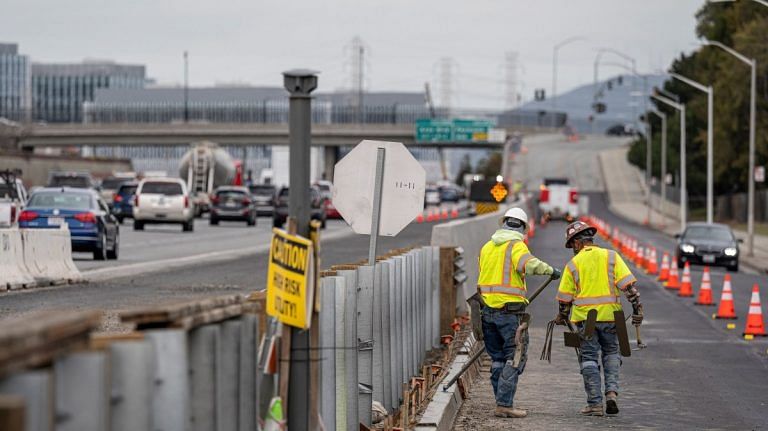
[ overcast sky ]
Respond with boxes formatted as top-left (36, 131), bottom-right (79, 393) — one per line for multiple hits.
top-left (3, 0), bottom-right (704, 108)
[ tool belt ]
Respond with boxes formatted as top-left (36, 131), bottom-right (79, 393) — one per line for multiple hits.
top-left (485, 302), bottom-right (527, 314)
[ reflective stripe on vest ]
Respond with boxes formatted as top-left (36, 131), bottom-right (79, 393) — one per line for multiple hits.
top-left (607, 250), bottom-right (616, 288)
top-left (516, 252), bottom-right (533, 274)
top-left (478, 285), bottom-right (527, 296)
top-left (502, 241), bottom-right (516, 286)
top-left (566, 261), bottom-right (580, 291)
top-left (573, 294), bottom-right (620, 306)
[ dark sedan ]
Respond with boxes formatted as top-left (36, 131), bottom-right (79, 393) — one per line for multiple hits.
top-left (273, 187), bottom-right (326, 229)
top-left (20, 187), bottom-right (120, 260)
top-left (210, 186), bottom-right (257, 226)
top-left (676, 222), bottom-right (741, 271)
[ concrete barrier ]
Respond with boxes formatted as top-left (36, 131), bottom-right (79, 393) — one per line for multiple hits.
top-left (0, 228), bottom-right (35, 290)
top-left (0, 226), bottom-right (83, 292)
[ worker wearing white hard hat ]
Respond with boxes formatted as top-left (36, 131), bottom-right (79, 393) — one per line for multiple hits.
top-left (476, 206), bottom-right (561, 418)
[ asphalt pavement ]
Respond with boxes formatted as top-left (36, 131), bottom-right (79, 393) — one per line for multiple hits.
top-left (0, 212), bottom-right (440, 324)
top-left (455, 133), bottom-right (768, 429)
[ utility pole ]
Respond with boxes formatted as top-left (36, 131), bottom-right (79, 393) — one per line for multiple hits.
top-left (438, 57), bottom-right (455, 113)
top-left (358, 44), bottom-right (364, 123)
top-left (282, 68), bottom-right (318, 431)
top-left (183, 51), bottom-right (189, 123)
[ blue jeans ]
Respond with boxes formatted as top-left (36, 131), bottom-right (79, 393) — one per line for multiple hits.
top-left (481, 307), bottom-right (528, 407)
top-left (577, 322), bottom-right (621, 406)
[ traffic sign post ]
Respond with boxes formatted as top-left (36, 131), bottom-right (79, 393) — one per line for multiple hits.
top-left (333, 140), bottom-right (425, 427)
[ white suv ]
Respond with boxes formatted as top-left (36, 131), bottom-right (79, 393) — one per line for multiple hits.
top-left (133, 178), bottom-right (194, 232)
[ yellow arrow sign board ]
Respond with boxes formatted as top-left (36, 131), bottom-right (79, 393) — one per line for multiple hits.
top-left (266, 228), bottom-right (315, 329)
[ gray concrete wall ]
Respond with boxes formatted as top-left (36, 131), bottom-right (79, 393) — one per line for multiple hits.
top-left (0, 152), bottom-right (132, 187)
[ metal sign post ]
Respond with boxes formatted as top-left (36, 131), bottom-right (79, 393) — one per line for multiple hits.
top-left (368, 148), bottom-right (386, 265)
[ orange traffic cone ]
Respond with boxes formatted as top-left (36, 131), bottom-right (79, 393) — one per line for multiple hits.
top-left (416, 212), bottom-right (424, 223)
top-left (695, 266), bottom-right (715, 306)
top-left (665, 262), bottom-right (680, 289)
top-left (647, 248), bottom-right (658, 275)
top-left (441, 208), bottom-right (449, 220)
top-left (612, 229), bottom-right (620, 248)
top-left (743, 285), bottom-right (767, 337)
top-left (450, 207), bottom-right (459, 219)
top-left (678, 262), bottom-right (693, 297)
top-left (426, 209), bottom-right (435, 222)
top-left (529, 220), bottom-right (536, 238)
top-left (715, 274), bottom-right (737, 319)
top-left (658, 253), bottom-right (670, 282)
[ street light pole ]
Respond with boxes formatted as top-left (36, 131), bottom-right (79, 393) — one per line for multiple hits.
top-left (646, 117), bottom-right (653, 225)
top-left (183, 51), bottom-right (189, 123)
top-left (669, 72), bottom-right (714, 224)
top-left (552, 36), bottom-right (586, 129)
top-left (701, 39), bottom-right (757, 255)
top-left (650, 110), bottom-right (668, 220)
top-left (282, 68), bottom-right (319, 431)
top-left (652, 93), bottom-right (687, 231)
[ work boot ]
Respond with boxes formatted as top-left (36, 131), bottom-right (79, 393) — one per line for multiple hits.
top-left (605, 392), bottom-right (619, 415)
top-left (580, 404), bottom-right (604, 416)
top-left (494, 405), bottom-right (527, 418)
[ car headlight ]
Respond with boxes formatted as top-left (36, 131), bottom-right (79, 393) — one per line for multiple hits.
top-left (680, 244), bottom-right (695, 254)
top-left (724, 247), bottom-right (738, 257)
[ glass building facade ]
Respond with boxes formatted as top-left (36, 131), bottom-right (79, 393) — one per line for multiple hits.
top-left (32, 61), bottom-right (145, 123)
top-left (0, 43), bottom-right (31, 121)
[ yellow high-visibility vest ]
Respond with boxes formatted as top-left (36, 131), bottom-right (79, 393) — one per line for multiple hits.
top-left (478, 239), bottom-right (534, 308)
top-left (556, 246), bottom-right (636, 322)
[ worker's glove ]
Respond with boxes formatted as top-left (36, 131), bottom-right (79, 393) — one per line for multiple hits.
top-left (631, 304), bottom-right (644, 326)
top-left (550, 268), bottom-right (562, 280)
top-left (554, 313), bottom-right (568, 326)
top-left (625, 285), bottom-right (641, 307)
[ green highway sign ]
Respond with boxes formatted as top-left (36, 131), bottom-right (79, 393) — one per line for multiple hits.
top-left (415, 119), bottom-right (453, 142)
top-left (415, 118), bottom-right (495, 143)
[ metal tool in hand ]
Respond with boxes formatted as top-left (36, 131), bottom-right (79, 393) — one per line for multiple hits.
top-left (633, 304), bottom-right (647, 349)
top-left (443, 274), bottom-right (557, 391)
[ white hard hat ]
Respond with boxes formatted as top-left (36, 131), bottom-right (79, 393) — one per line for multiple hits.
top-left (502, 207), bottom-right (528, 229)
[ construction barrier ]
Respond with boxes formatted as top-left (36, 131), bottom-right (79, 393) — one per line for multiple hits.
top-left (0, 227), bottom-right (82, 292)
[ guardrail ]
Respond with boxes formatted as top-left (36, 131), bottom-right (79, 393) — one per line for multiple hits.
top-left (0, 244), bottom-right (469, 431)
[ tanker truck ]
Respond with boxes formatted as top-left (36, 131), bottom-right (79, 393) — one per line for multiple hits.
top-left (178, 141), bottom-right (236, 217)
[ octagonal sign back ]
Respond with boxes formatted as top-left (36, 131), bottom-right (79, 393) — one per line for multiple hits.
top-left (332, 140), bottom-right (426, 236)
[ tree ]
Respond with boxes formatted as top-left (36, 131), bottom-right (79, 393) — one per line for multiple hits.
top-left (475, 152), bottom-right (502, 178)
top-left (454, 154), bottom-right (472, 186)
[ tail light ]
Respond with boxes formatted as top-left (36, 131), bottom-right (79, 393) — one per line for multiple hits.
top-left (569, 189), bottom-right (579, 204)
top-left (184, 196), bottom-right (189, 208)
top-left (242, 198), bottom-right (251, 206)
top-left (74, 212), bottom-right (97, 223)
top-left (210, 195), bottom-right (219, 205)
top-left (19, 210), bottom-right (38, 222)
top-left (539, 186), bottom-right (549, 202)
top-left (10, 206), bottom-right (16, 222)
top-left (134, 195), bottom-right (139, 206)
top-left (114, 193), bottom-right (123, 203)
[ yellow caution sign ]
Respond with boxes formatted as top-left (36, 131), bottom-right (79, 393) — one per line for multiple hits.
top-left (266, 228), bottom-right (315, 329)
top-left (490, 183), bottom-right (508, 202)
top-left (475, 202), bottom-right (499, 215)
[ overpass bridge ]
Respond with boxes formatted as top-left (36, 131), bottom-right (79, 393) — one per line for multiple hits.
top-left (12, 123), bottom-right (528, 149)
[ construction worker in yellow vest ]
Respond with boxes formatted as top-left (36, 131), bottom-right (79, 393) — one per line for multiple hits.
top-left (555, 221), bottom-right (643, 417)
top-left (478, 207), bottom-right (560, 418)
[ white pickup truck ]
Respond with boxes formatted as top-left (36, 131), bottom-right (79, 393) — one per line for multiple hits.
top-left (538, 177), bottom-right (579, 222)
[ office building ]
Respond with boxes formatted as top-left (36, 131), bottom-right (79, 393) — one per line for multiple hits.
top-left (0, 43), bottom-right (31, 121)
top-left (32, 60), bottom-right (146, 122)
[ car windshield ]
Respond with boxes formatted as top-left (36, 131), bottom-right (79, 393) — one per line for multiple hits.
top-left (278, 188), bottom-right (320, 200)
top-left (249, 185), bottom-right (275, 196)
top-left (685, 226), bottom-right (733, 242)
top-left (101, 178), bottom-right (125, 189)
top-left (217, 190), bottom-right (246, 199)
top-left (28, 192), bottom-right (93, 210)
top-left (49, 176), bottom-right (90, 188)
top-left (426, 188), bottom-right (438, 193)
top-left (0, 183), bottom-right (19, 199)
top-left (118, 185), bottom-right (138, 195)
top-left (141, 182), bottom-right (183, 195)
top-left (316, 184), bottom-right (331, 192)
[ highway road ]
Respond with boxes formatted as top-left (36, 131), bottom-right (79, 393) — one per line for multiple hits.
top-left (455, 134), bottom-right (768, 429)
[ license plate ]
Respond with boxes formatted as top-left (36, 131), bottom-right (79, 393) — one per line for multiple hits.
top-left (48, 217), bottom-right (64, 226)
top-left (703, 255), bottom-right (716, 263)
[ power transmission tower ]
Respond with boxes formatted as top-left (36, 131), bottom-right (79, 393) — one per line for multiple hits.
top-left (504, 51), bottom-right (519, 110)
top-left (437, 57), bottom-right (456, 111)
top-left (345, 36), bottom-right (368, 123)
